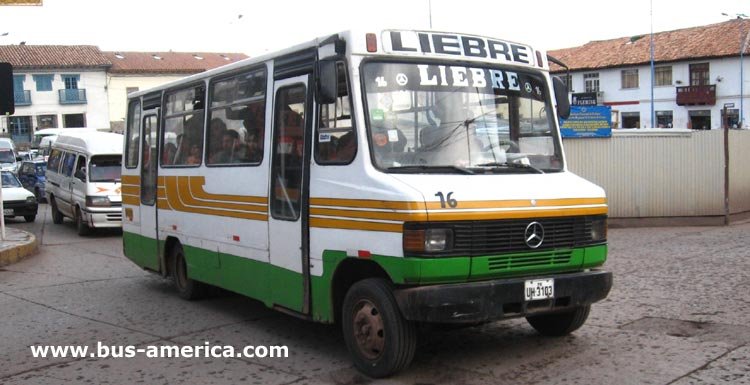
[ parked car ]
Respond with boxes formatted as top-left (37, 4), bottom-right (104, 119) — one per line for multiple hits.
top-left (17, 160), bottom-right (47, 201)
top-left (2, 171), bottom-right (38, 222)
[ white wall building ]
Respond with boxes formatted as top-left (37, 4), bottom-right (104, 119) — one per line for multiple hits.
top-left (550, 19), bottom-right (750, 130)
top-left (103, 51), bottom-right (247, 132)
top-left (0, 45), bottom-right (112, 145)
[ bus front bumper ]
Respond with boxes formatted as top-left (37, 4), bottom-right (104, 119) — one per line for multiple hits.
top-left (393, 270), bottom-right (612, 324)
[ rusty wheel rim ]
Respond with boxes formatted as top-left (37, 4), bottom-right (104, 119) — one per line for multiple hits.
top-left (352, 299), bottom-right (385, 360)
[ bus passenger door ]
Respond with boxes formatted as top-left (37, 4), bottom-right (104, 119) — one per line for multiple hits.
top-left (268, 75), bottom-right (311, 313)
top-left (139, 111), bottom-right (160, 268)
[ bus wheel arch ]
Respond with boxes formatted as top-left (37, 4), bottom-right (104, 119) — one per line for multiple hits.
top-left (164, 237), bottom-right (207, 300)
top-left (332, 258), bottom-right (392, 325)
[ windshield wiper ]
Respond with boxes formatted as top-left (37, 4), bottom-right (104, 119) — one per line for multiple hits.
top-left (386, 165), bottom-right (475, 175)
top-left (473, 161), bottom-right (545, 174)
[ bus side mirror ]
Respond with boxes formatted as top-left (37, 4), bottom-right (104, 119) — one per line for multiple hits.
top-left (317, 59), bottom-right (337, 104)
top-left (553, 76), bottom-right (570, 120)
top-left (0, 63), bottom-right (15, 116)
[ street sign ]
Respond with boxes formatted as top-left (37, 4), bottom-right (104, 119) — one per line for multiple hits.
top-left (724, 103), bottom-right (735, 108)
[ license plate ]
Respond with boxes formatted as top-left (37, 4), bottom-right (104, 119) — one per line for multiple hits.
top-left (525, 278), bottom-right (554, 301)
top-left (3, 208), bottom-right (13, 215)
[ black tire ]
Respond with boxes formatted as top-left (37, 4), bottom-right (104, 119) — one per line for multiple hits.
top-left (24, 215), bottom-right (36, 223)
top-left (341, 278), bottom-right (417, 378)
top-left (526, 305), bottom-right (591, 337)
top-left (50, 197), bottom-right (63, 224)
top-left (75, 207), bottom-right (90, 236)
top-left (170, 243), bottom-right (206, 300)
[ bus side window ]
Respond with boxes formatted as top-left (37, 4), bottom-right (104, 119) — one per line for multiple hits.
top-left (315, 62), bottom-right (355, 165)
top-left (125, 100), bottom-right (141, 168)
top-left (163, 85), bottom-right (205, 167)
top-left (207, 67), bottom-right (267, 166)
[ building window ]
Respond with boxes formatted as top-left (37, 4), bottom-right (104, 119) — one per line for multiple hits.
top-left (654, 66), bottom-right (672, 86)
top-left (621, 112), bottom-right (640, 129)
top-left (584, 73), bottom-right (599, 93)
top-left (37, 114), bottom-right (58, 129)
top-left (689, 63), bottom-right (710, 86)
top-left (32, 74), bottom-right (53, 91)
top-left (721, 108), bottom-right (739, 128)
top-left (62, 75), bottom-right (80, 89)
top-left (656, 111), bottom-right (673, 128)
top-left (63, 113), bottom-right (85, 128)
top-left (557, 74), bottom-right (572, 91)
top-left (621, 69), bottom-right (639, 89)
top-left (9, 116), bottom-right (32, 144)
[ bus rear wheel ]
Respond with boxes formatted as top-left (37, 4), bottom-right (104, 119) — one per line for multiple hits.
top-left (526, 305), bottom-right (591, 337)
top-left (169, 243), bottom-right (206, 300)
top-left (341, 278), bottom-right (416, 378)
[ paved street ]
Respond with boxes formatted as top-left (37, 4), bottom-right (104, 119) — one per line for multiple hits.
top-left (1, 204), bottom-right (749, 384)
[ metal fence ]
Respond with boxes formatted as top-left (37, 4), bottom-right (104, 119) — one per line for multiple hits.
top-left (564, 129), bottom-right (750, 222)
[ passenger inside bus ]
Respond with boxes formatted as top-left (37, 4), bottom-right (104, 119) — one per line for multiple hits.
top-left (207, 118), bottom-right (227, 161)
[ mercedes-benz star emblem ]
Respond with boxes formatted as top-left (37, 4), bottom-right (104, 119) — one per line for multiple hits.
top-left (524, 222), bottom-right (545, 249)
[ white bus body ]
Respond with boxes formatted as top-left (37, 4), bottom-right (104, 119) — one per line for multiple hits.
top-left (121, 29), bottom-right (611, 377)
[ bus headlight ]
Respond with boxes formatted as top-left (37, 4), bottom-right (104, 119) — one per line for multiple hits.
top-left (404, 228), bottom-right (453, 254)
top-left (86, 196), bottom-right (111, 207)
top-left (591, 217), bottom-right (607, 242)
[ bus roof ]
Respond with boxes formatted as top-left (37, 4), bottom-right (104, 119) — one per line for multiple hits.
top-left (127, 29), bottom-right (547, 100)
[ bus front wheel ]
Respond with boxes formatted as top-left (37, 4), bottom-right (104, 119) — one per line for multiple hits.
top-left (169, 243), bottom-right (206, 300)
top-left (526, 305), bottom-right (591, 336)
top-left (341, 278), bottom-right (416, 378)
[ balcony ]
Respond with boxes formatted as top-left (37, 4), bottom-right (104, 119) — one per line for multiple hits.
top-left (14, 90), bottom-right (31, 106)
top-left (58, 89), bottom-right (87, 104)
top-left (676, 85), bottom-right (716, 106)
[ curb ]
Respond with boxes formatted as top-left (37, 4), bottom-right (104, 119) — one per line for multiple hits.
top-left (0, 229), bottom-right (39, 267)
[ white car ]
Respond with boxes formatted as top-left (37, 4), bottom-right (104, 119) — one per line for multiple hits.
top-left (2, 171), bottom-right (38, 222)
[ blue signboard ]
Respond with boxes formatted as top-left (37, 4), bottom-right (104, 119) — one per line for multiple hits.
top-left (559, 105), bottom-right (612, 138)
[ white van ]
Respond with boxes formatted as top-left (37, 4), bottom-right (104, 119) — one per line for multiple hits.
top-left (45, 132), bottom-right (123, 235)
top-left (0, 138), bottom-right (19, 172)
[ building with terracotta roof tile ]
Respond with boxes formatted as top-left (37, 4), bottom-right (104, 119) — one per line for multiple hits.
top-left (0, 46), bottom-right (247, 144)
top-left (104, 51), bottom-right (247, 131)
top-left (0, 45), bottom-right (112, 144)
top-left (549, 19), bottom-right (750, 129)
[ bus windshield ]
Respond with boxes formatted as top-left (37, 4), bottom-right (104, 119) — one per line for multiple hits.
top-left (89, 155), bottom-right (122, 182)
top-left (362, 61), bottom-right (563, 173)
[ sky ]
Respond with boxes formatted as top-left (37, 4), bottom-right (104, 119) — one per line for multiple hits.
top-left (0, 0), bottom-right (748, 55)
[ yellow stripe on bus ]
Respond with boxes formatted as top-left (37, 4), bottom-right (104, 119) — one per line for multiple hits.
top-left (310, 207), bottom-right (428, 222)
top-left (424, 197), bottom-right (608, 210)
top-left (121, 185), bottom-right (140, 196)
top-left (426, 206), bottom-right (608, 221)
top-left (188, 176), bottom-right (267, 204)
top-left (163, 176), bottom-right (268, 221)
top-left (122, 196), bottom-right (140, 206)
top-left (310, 217), bottom-right (402, 233)
top-left (121, 175), bottom-right (140, 185)
top-left (310, 198), bottom-right (424, 211)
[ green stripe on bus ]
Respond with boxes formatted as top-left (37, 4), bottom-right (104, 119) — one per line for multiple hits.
top-left (123, 231), bottom-right (160, 271)
top-left (123, 233), bottom-right (606, 324)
